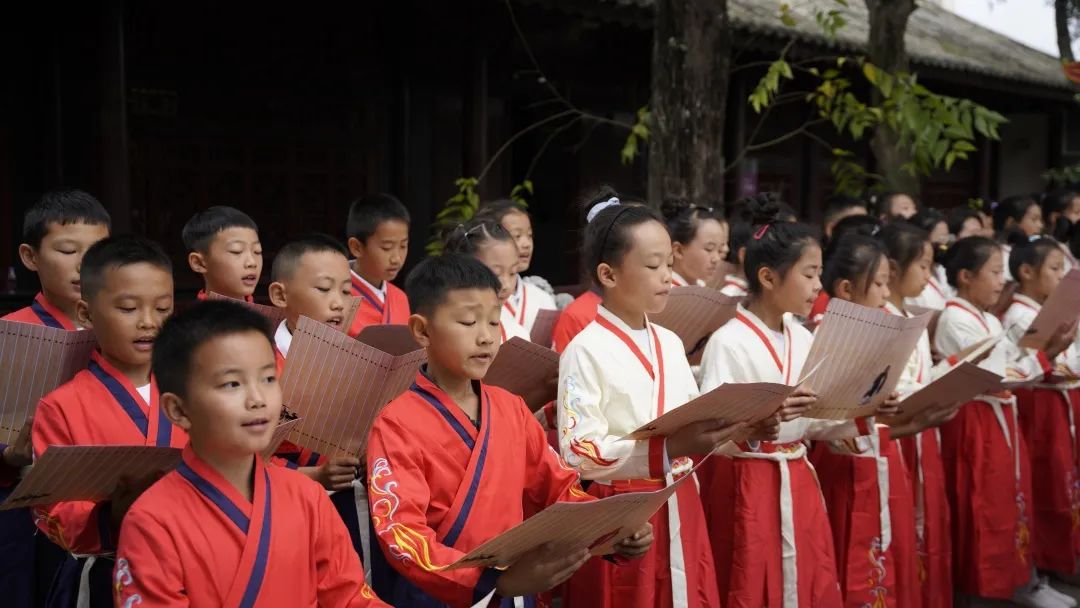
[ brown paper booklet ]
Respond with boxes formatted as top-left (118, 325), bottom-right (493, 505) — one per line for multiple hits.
top-left (530, 309), bottom-right (560, 347)
top-left (280, 318), bottom-right (425, 458)
top-left (447, 462), bottom-right (697, 569)
top-left (622, 382), bottom-right (793, 441)
top-left (0, 320), bottom-right (97, 445)
top-left (802, 299), bottom-right (930, 420)
top-left (1, 445), bottom-right (181, 510)
top-left (1017, 269), bottom-right (1080, 350)
top-left (207, 292), bottom-right (362, 333)
top-left (484, 337), bottom-right (559, 412)
top-left (650, 286), bottom-right (738, 363)
top-left (881, 362), bottom-right (1002, 427)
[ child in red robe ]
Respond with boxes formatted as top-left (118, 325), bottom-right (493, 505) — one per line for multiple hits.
top-left (0, 189), bottom-right (110, 607)
top-left (113, 300), bottom-right (389, 607)
top-left (32, 235), bottom-right (184, 607)
top-left (367, 253), bottom-right (652, 607)
top-left (182, 205), bottom-right (262, 303)
top-left (345, 193), bottom-right (411, 336)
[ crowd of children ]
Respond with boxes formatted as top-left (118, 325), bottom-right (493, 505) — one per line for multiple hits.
top-left (4, 185), bottom-right (1080, 608)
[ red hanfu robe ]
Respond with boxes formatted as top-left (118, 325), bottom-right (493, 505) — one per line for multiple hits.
top-left (698, 304), bottom-right (874, 608)
top-left (551, 290), bottom-right (601, 354)
top-left (113, 445), bottom-right (388, 607)
top-left (935, 296), bottom-right (1048, 599)
top-left (348, 270), bottom-right (409, 338)
top-left (32, 351), bottom-right (188, 555)
top-left (1004, 293), bottom-right (1080, 576)
top-left (366, 371), bottom-right (592, 608)
top-left (3, 292), bottom-right (78, 329)
top-left (559, 306), bottom-right (720, 608)
top-left (885, 300), bottom-right (952, 607)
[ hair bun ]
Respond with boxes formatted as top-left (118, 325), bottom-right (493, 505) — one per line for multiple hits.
top-left (660, 197), bottom-right (693, 220)
top-left (745, 193), bottom-right (780, 226)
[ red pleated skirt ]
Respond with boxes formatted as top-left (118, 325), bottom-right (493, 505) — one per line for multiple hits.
top-left (700, 451), bottom-right (843, 607)
top-left (810, 428), bottom-right (919, 608)
top-left (1016, 386), bottom-right (1080, 576)
top-left (563, 477), bottom-right (719, 608)
top-left (939, 399), bottom-right (1034, 599)
top-left (899, 430), bottom-right (953, 607)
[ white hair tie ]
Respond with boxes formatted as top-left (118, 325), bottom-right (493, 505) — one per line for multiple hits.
top-left (586, 197), bottom-right (621, 223)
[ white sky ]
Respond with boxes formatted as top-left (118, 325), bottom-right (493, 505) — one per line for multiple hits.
top-left (948, 0), bottom-right (1060, 57)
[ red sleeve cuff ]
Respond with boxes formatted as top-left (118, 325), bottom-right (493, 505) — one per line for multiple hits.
top-left (648, 437), bottom-right (666, 478)
top-left (1037, 351), bottom-right (1054, 377)
top-left (855, 417), bottom-right (873, 436)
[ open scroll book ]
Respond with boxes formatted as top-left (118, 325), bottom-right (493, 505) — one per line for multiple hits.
top-left (0, 320), bottom-right (97, 445)
top-left (1016, 269), bottom-right (1080, 350)
top-left (802, 299), bottom-right (930, 420)
top-left (484, 337), bottom-right (559, 412)
top-left (530, 309), bottom-right (560, 347)
top-left (880, 362), bottom-right (1002, 427)
top-left (1, 445), bottom-right (181, 510)
top-left (279, 318), bottom-right (425, 458)
top-left (447, 462), bottom-right (696, 569)
top-left (207, 292), bottom-right (362, 334)
top-left (622, 382), bottom-right (793, 442)
top-left (650, 286), bottom-right (738, 363)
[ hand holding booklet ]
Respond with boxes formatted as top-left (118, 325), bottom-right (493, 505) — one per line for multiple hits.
top-left (1016, 269), bottom-right (1080, 350)
top-left (880, 362), bottom-right (1002, 427)
top-left (447, 463), bottom-right (697, 569)
top-left (1, 445), bottom-right (181, 510)
top-left (802, 299), bottom-right (930, 419)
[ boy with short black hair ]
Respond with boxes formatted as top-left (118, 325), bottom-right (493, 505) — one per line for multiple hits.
top-left (1, 189), bottom-right (110, 606)
top-left (345, 193), bottom-right (411, 336)
top-left (5, 188), bottom-right (111, 329)
top-left (267, 233), bottom-right (360, 489)
top-left (822, 194), bottom-right (868, 241)
top-left (114, 300), bottom-right (389, 607)
top-left (32, 235), bottom-right (183, 606)
top-left (182, 205), bottom-right (262, 302)
top-left (366, 254), bottom-right (652, 607)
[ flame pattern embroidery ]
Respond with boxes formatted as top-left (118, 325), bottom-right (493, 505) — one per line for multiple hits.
top-left (569, 439), bottom-right (618, 467)
top-left (549, 446), bottom-right (593, 499)
top-left (113, 558), bottom-right (142, 607)
top-left (862, 537), bottom-right (888, 608)
top-left (368, 457), bottom-right (447, 572)
top-left (1016, 482), bottom-right (1031, 566)
top-left (561, 375), bottom-right (619, 468)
